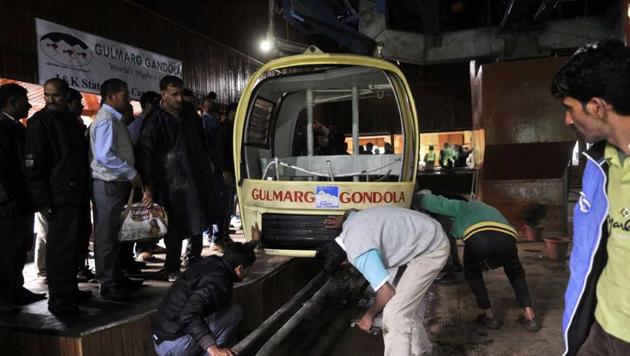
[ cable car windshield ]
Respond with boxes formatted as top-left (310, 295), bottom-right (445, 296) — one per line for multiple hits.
top-left (242, 65), bottom-right (412, 183)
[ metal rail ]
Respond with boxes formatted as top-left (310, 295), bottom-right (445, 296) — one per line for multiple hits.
top-left (231, 273), bottom-right (329, 355)
top-left (256, 278), bottom-right (336, 356)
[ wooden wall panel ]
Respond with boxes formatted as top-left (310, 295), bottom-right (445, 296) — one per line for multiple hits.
top-left (0, 0), bottom-right (261, 104)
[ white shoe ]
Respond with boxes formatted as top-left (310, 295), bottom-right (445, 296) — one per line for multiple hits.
top-left (230, 216), bottom-right (242, 230)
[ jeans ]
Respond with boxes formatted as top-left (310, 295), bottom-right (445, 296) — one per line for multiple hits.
top-left (154, 303), bottom-right (243, 356)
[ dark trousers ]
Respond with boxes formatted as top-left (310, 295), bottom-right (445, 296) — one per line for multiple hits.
top-left (47, 206), bottom-right (85, 304)
top-left (164, 232), bottom-right (202, 272)
top-left (0, 214), bottom-right (33, 302)
top-left (92, 179), bottom-right (130, 288)
top-left (443, 235), bottom-right (462, 274)
top-left (577, 320), bottom-right (630, 356)
top-left (463, 230), bottom-right (532, 309)
top-left (119, 242), bottom-right (136, 269)
top-left (77, 201), bottom-right (93, 268)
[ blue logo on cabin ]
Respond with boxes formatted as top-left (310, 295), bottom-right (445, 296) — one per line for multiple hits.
top-left (315, 186), bottom-right (339, 209)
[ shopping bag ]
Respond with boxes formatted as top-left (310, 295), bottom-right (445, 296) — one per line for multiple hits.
top-left (118, 189), bottom-right (168, 242)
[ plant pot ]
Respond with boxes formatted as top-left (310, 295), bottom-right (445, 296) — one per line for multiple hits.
top-left (523, 224), bottom-right (543, 241)
top-left (544, 236), bottom-right (571, 260)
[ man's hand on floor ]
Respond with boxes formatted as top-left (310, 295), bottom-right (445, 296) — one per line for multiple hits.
top-left (207, 345), bottom-right (236, 356)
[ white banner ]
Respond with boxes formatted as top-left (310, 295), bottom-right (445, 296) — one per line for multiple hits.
top-left (35, 18), bottom-right (182, 99)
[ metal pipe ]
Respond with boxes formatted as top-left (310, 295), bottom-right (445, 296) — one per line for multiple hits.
top-left (307, 89), bottom-right (314, 157)
top-left (231, 273), bottom-right (328, 355)
top-left (268, 0), bottom-right (275, 38)
top-left (256, 278), bottom-right (336, 356)
top-left (351, 86), bottom-right (359, 182)
top-left (326, 160), bottom-right (335, 181)
top-left (274, 157), bottom-right (280, 181)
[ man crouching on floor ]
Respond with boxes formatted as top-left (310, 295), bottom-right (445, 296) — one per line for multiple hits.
top-left (153, 228), bottom-right (259, 356)
top-left (316, 206), bottom-right (449, 356)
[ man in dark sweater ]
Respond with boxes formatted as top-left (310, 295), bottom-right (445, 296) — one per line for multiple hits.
top-left (153, 240), bottom-right (257, 356)
top-left (24, 78), bottom-right (91, 315)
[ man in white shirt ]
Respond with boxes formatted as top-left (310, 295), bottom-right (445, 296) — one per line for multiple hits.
top-left (316, 206), bottom-right (449, 356)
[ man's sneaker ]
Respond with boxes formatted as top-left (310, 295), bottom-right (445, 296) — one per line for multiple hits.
top-left (230, 215), bottom-right (242, 230)
top-left (77, 267), bottom-right (97, 283)
top-left (168, 272), bottom-right (180, 282)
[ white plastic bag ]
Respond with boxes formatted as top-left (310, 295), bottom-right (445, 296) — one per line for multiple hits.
top-left (118, 189), bottom-right (168, 242)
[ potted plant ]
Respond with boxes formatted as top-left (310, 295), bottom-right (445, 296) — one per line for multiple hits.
top-left (543, 235), bottom-right (572, 260)
top-left (522, 204), bottom-right (547, 241)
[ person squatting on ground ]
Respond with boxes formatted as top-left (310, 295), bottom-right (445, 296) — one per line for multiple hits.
top-left (24, 78), bottom-right (92, 315)
top-left (414, 191), bottom-right (540, 332)
top-left (551, 39), bottom-right (630, 356)
top-left (140, 76), bottom-right (226, 281)
top-left (0, 83), bottom-right (47, 311)
top-left (152, 231), bottom-right (258, 356)
top-left (316, 206), bottom-right (449, 356)
top-left (89, 78), bottom-right (144, 301)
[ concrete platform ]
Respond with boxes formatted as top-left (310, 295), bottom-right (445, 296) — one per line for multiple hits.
top-left (0, 233), bottom-right (319, 356)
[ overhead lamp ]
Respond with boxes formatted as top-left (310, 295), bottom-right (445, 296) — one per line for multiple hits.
top-left (260, 31), bottom-right (275, 53)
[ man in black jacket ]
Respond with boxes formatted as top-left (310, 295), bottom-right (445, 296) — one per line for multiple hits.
top-left (212, 104), bottom-right (236, 243)
top-left (24, 78), bottom-right (91, 315)
top-left (140, 76), bottom-right (225, 281)
top-left (153, 240), bottom-right (257, 356)
top-left (0, 83), bottom-right (46, 312)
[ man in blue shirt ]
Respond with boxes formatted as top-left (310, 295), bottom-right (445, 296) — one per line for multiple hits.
top-left (89, 78), bottom-right (143, 301)
top-left (316, 206), bottom-right (449, 356)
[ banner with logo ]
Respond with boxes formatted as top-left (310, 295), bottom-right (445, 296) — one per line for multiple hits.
top-left (35, 18), bottom-right (182, 99)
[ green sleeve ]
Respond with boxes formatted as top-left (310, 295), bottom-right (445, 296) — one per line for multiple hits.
top-left (416, 193), bottom-right (464, 218)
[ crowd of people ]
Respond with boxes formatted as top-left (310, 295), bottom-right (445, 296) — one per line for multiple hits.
top-left (1, 37), bottom-right (629, 356)
top-left (423, 142), bottom-right (472, 170)
top-left (0, 75), bottom-right (240, 315)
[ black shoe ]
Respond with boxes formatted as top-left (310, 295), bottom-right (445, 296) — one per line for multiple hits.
top-left (12, 287), bottom-right (47, 305)
top-left (0, 300), bottom-right (17, 313)
top-left (116, 277), bottom-right (144, 290)
top-left (122, 261), bottom-right (146, 275)
top-left (48, 302), bottom-right (79, 315)
top-left (77, 267), bottom-right (97, 283)
top-left (476, 314), bottom-right (501, 329)
top-left (75, 289), bottom-right (93, 302)
top-left (435, 273), bottom-right (458, 286)
top-left (100, 286), bottom-right (132, 301)
top-left (518, 315), bottom-right (542, 332)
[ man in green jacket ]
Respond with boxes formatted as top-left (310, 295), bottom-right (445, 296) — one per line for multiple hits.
top-left (415, 191), bottom-right (540, 332)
